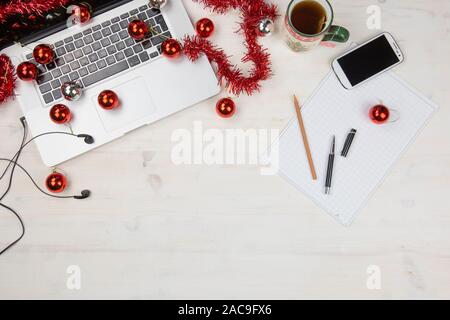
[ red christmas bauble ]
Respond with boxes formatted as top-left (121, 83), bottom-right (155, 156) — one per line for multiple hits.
top-left (17, 62), bottom-right (38, 81)
top-left (98, 90), bottom-right (120, 110)
top-left (50, 104), bottom-right (72, 124)
top-left (128, 20), bottom-right (149, 40)
top-left (369, 104), bottom-right (390, 124)
top-left (196, 18), bottom-right (215, 38)
top-left (161, 38), bottom-right (182, 58)
top-left (33, 44), bottom-right (55, 65)
top-left (46, 172), bottom-right (67, 193)
top-left (72, 3), bottom-right (92, 24)
top-left (216, 98), bottom-right (236, 118)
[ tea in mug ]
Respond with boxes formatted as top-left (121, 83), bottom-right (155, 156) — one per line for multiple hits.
top-left (290, 0), bottom-right (327, 35)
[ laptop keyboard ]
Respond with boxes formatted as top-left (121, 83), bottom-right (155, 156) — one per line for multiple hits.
top-left (25, 4), bottom-right (172, 105)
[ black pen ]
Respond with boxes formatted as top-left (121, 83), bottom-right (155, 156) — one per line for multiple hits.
top-left (325, 136), bottom-right (335, 195)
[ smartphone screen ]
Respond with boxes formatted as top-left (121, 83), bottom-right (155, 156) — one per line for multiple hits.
top-left (337, 35), bottom-right (401, 86)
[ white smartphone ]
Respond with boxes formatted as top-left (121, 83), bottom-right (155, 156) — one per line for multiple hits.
top-left (332, 32), bottom-right (404, 89)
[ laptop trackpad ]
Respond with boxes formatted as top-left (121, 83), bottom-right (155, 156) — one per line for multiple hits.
top-left (92, 77), bottom-right (156, 133)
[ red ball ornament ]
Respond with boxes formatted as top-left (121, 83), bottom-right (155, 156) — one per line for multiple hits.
top-left (46, 172), bottom-right (67, 193)
top-left (33, 44), bottom-right (55, 65)
top-left (369, 104), bottom-right (390, 124)
top-left (72, 3), bottom-right (92, 24)
top-left (50, 104), bottom-right (72, 124)
top-left (16, 62), bottom-right (38, 81)
top-left (216, 98), bottom-right (236, 118)
top-left (128, 20), bottom-right (149, 40)
top-left (196, 18), bottom-right (215, 38)
top-left (98, 90), bottom-right (120, 110)
top-left (161, 38), bottom-right (182, 59)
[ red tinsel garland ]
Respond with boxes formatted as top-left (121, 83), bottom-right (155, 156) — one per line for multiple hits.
top-left (184, 0), bottom-right (278, 96)
top-left (0, 54), bottom-right (15, 104)
top-left (0, 0), bottom-right (70, 23)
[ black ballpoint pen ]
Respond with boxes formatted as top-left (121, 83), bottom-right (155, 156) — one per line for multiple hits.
top-left (325, 136), bottom-right (335, 195)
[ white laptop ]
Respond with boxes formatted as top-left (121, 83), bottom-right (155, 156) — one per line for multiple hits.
top-left (2, 0), bottom-right (220, 166)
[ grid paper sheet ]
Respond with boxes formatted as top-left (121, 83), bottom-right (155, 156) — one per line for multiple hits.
top-left (270, 71), bottom-right (438, 225)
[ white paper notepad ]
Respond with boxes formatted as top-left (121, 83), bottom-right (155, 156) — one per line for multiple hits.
top-left (270, 71), bottom-right (438, 225)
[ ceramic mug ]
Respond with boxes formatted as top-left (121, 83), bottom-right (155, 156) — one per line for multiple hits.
top-left (284, 0), bottom-right (350, 52)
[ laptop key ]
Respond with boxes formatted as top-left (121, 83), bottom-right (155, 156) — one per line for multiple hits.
top-left (74, 49), bottom-right (83, 59)
top-left (46, 62), bottom-right (56, 70)
top-left (37, 72), bottom-right (52, 84)
top-left (79, 67), bottom-right (89, 77)
top-left (147, 9), bottom-right (160, 18)
top-left (98, 49), bottom-right (108, 59)
top-left (80, 57), bottom-right (90, 66)
top-left (107, 45), bottom-right (117, 55)
top-left (88, 53), bottom-right (99, 63)
top-left (120, 13), bottom-right (130, 19)
top-left (138, 12), bottom-right (147, 20)
top-left (150, 51), bottom-right (159, 59)
top-left (101, 38), bottom-right (111, 47)
top-left (133, 44), bottom-right (143, 54)
top-left (65, 53), bottom-right (75, 63)
top-left (39, 83), bottom-right (52, 94)
top-left (52, 69), bottom-right (62, 78)
top-left (102, 21), bottom-right (111, 27)
top-left (106, 56), bottom-right (116, 65)
top-left (84, 35), bottom-right (94, 44)
top-left (52, 89), bottom-right (62, 100)
top-left (111, 17), bottom-right (120, 23)
top-left (139, 51), bottom-right (149, 62)
top-left (130, 9), bottom-right (139, 15)
top-left (93, 31), bottom-right (102, 41)
top-left (70, 61), bottom-right (80, 70)
top-left (124, 48), bottom-right (134, 57)
top-left (92, 24), bottom-right (101, 31)
top-left (65, 43), bottom-right (75, 52)
top-left (111, 24), bottom-right (121, 33)
top-left (61, 65), bottom-right (71, 74)
top-left (74, 32), bottom-right (83, 39)
top-left (119, 30), bottom-right (128, 39)
top-left (60, 75), bottom-right (70, 84)
top-left (139, 5), bottom-right (148, 12)
top-left (92, 42), bottom-right (102, 51)
top-left (125, 38), bottom-right (134, 47)
top-left (97, 60), bottom-right (107, 69)
top-left (55, 40), bottom-right (64, 47)
top-left (83, 28), bottom-right (92, 35)
top-left (128, 55), bottom-right (140, 67)
top-left (82, 60), bottom-right (129, 87)
top-left (110, 34), bottom-right (120, 43)
top-left (69, 71), bottom-right (80, 81)
top-left (82, 46), bottom-right (93, 55)
top-left (51, 79), bottom-right (61, 89)
top-left (119, 20), bottom-right (129, 29)
top-left (56, 47), bottom-right (66, 56)
top-left (43, 93), bottom-right (54, 104)
top-left (87, 64), bottom-right (98, 73)
top-left (102, 28), bottom-right (112, 37)
top-left (55, 57), bottom-right (65, 67)
top-left (142, 40), bottom-right (152, 49)
top-left (115, 52), bottom-right (125, 61)
top-left (116, 41), bottom-right (126, 51)
top-left (64, 36), bottom-right (74, 43)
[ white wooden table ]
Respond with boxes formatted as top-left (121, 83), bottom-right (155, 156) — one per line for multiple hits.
top-left (1, 0), bottom-right (449, 299)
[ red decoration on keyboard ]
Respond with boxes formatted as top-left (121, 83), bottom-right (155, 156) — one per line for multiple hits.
top-left (46, 172), bottom-right (67, 193)
top-left (162, 38), bottom-right (182, 59)
top-left (72, 3), bottom-right (92, 25)
top-left (33, 44), bottom-right (55, 65)
top-left (50, 104), bottom-right (72, 124)
top-left (128, 20), bottom-right (149, 40)
top-left (16, 62), bottom-right (38, 81)
top-left (196, 18), bottom-right (215, 38)
top-left (183, 0), bottom-right (278, 97)
top-left (98, 90), bottom-right (120, 110)
top-left (216, 97), bottom-right (236, 118)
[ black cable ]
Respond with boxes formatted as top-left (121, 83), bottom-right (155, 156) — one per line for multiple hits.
top-left (0, 120), bottom-right (27, 255)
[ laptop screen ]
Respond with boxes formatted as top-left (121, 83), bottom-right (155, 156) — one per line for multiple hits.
top-left (0, 0), bottom-right (127, 50)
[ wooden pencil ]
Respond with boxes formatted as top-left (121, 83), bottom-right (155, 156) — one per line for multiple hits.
top-left (293, 95), bottom-right (318, 181)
